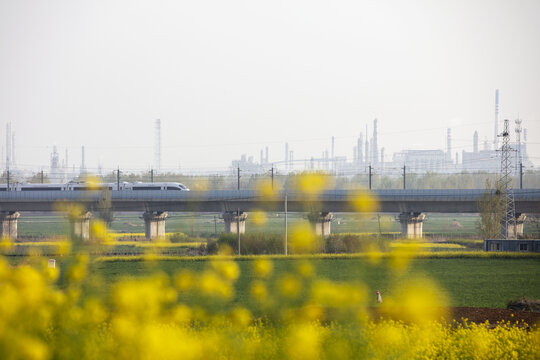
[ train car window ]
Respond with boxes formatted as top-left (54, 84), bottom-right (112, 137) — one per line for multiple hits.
top-left (166, 186), bottom-right (182, 190)
top-left (0, 188), bottom-right (6, 191)
top-left (22, 187), bottom-right (62, 191)
top-left (132, 186), bottom-right (161, 190)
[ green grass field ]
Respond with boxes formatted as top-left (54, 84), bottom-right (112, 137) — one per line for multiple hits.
top-left (78, 256), bottom-right (540, 309)
top-left (18, 212), bottom-right (490, 238)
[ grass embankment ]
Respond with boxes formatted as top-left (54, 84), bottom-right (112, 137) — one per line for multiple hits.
top-left (83, 255), bottom-right (540, 309)
top-left (18, 213), bottom-right (489, 237)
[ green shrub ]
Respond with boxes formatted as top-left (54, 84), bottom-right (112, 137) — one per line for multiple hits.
top-left (325, 234), bottom-right (389, 253)
top-left (217, 233), bottom-right (285, 255)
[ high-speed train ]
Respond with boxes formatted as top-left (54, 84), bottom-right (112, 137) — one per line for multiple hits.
top-left (0, 182), bottom-right (189, 192)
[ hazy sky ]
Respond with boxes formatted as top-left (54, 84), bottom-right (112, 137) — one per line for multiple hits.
top-left (1, 0), bottom-right (539, 174)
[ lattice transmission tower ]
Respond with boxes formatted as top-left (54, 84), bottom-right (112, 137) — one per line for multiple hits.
top-left (497, 119), bottom-right (516, 239)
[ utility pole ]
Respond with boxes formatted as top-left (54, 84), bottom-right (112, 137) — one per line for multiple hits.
top-left (6, 169), bottom-right (10, 191)
top-left (237, 167), bottom-right (240, 190)
top-left (403, 165), bottom-right (406, 190)
top-left (271, 166), bottom-right (274, 190)
top-left (116, 167), bottom-right (120, 191)
top-left (368, 165), bottom-right (372, 190)
top-left (150, 169), bottom-right (154, 183)
top-left (41, 170), bottom-right (44, 184)
top-left (284, 193), bottom-right (288, 255)
top-left (519, 162), bottom-right (523, 190)
top-left (237, 208), bottom-right (241, 255)
top-left (214, 215), bottom-right (217, 235)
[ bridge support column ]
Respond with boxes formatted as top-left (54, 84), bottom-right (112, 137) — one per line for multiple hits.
top-left (68, 211), bottom-right (92, 241)
top-left (143, 211), bottom-right (168, 240)
top-left (308, 212), bottom-right (333, 237)
top-left (398, 212), bottom-right (425, 238)
top-left (222, 211), bottom-right (248, 234)
top-left (0, 212), bottom-right (20, 239)
top-left (509, 213), bottom-right (526, 238)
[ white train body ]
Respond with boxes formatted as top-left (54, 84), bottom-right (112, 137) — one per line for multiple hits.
top-left (0, 182), bottom-right (189, 192)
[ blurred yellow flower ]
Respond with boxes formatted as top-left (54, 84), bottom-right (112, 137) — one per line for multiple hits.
top-left (351, 189), bottom-right (380, 213)
top-left (289, 223), bottom-right (318, 254)
top-left (256, 178), bottom-right (277, 198)
top-left (381, 276), bottom-right (449, 325)
top-left (199, 271), bottom-right (234, 299)
top-left (278, 274), bottom-right (302, 299)
top-left (251, 210), bottom-right (268, 226)
top-left (253, 258), bottom-right (273, 278)
top-left (286, 323), bottom-right (323, 360)
top-left (211, 260), bottom-right (240, 281)
top-left (292, 172), bottom-right (333, 198)
top-left (296, 260), bottom-right (315, 278)
top-left (250, 280), bottom-right (268, 302)
top-left (174, 270), bottom-right (196, 292)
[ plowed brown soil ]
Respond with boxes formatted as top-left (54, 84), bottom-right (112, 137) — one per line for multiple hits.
top-left (450, 307), bottom-right (539, 325)
top-left (370, 307), bottom-right (540, 326)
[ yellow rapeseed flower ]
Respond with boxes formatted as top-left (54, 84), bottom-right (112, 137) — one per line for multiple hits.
top-left (286, 323), bottom-right (323, 360)
top-left (278, 274), bottom-right (302, 299)
top-left (351, 189), bottom-right (380, 213)
top-left (199, 271), bottom-right (234, 299)
top-left (255, 178), bottom-right (277, 198)
top-left (253, 258), bottom-right (273, 278)
top-left (211, 260), bottom-right (240, 281)
top-left (289, 223), bottom-right (318, 254)
top-left (251, 210), bottom-right (268, 226)
top-left (250, 280), bottom-right (268, 302)
top-left (292, 172), bottom-right (333, 199)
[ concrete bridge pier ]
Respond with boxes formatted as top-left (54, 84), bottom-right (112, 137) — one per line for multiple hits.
top-left (143, 211), bottom-right (168, 240)
top-left (0, 211), bottom-right (20, 239)
top-left (308, 212), bottom-right (333, 237)
top-left (68, 211), bottom-right (92, 241)
top-left (398, 212), bottom-right (425, 238)
top-left (509, 213), bottom-right (527, 238)
top-left (222, 211), bottom-right (248, 234)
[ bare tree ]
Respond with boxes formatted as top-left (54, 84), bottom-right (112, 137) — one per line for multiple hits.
top-left (477, 179), bottom-right (504, 239)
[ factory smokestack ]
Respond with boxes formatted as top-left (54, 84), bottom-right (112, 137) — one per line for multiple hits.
top-left (11, 132), bottom-right (15, 167)
top-left (364, 124), bottom-right (369, 164)
top-left (372, 118), bottom-right (378, 165)
top-left (81, 145), bottom-right (86, 175)
top-left (494, 89), bottom-right (499, 150)
top-left (473, 131), bottom-right (479, 153)
top-left (357, 132), bottom-right (363, 165)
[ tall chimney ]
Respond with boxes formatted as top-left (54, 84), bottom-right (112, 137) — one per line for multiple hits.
top-left (357, 132), bottom-right (363, 165)
top-left (81, 145), bottom-right (86, 174)
top-left (265, 146), bottom-right (269, 164)
top-left (365, 124), bottom-right (369, 164)
top-left (473, 131), bottom-right (479, 153)
top-left (11, 132), bottom-right (15, 167)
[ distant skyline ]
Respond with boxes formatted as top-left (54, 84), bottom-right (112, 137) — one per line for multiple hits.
top-left (1, 0), bottom-right (539, 173)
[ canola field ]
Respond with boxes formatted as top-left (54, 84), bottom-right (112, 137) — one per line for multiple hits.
top-left (1, 251), bottom-right (539, 360)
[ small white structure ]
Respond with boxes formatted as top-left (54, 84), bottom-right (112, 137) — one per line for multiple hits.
top-left (48, 259), bottom-right (56, 269)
